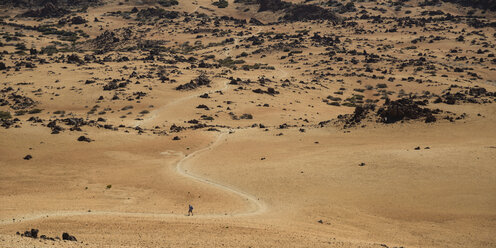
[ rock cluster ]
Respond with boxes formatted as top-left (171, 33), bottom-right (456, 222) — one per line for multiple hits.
top-left (21, 3), bottom-right (70, 18)
top-left (176, 74), bottom-right (211, 90)
top-left (16, 229), bottom-right (78, 242)
top-left (337, 98), bottom-right (442, 127)
top-left (378, 98), bottom-right (439, 124)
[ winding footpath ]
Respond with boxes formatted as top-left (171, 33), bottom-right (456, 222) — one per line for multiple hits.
top-left (0, 129), bottom-right (265, 226)
top-left (176, 132), bottom-right (266, 216)
top-left (1, 22), bottom-right (280, 227)
top-left (1, 72), bottom-right (264, 227)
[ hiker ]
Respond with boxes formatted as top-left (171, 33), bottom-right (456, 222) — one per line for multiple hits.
top-left (188, 204), bottom-right (194, 216)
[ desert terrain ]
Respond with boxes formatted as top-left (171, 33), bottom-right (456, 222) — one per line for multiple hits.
top-left (0, 0), bottom-right (495, 247)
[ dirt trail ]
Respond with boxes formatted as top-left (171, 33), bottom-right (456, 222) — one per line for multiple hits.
top-left (176, 131), bottom-right (266, 216)
top-left (0, 130), bottom-right (265, 226)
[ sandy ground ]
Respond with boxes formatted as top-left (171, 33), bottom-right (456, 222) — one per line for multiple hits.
top-left (1, 0), bottom-right (496, 247)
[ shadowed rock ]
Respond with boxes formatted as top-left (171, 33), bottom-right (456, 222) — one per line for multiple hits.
top-left (378, 98), bottom-right (439, 124)
top-left (62, 232), bottom-right (77, 241)
top-left (21, 3), bottom-right (70, 18)
top-left (176, 74), bottom-right (211, 90)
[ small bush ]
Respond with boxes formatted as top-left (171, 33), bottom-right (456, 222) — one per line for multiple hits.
top-left (15, 110), bottom-right (27, 116)
top-left (0, 111), bottom-right (11, 120)
top-left (158, 0), bottom-right (178, 7)
top-left (376, 83), bottom-right (388, 89)
top-left (28, 108), bottom-right (43, 114)
top-left (327, 95), bottom-right (342, 101)
top-left (240, 113), bottom-right (253, 119)
top-left (213, 0), bottom-right (228, 8)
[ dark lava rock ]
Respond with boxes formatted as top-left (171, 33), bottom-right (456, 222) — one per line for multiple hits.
top-left (67, 54), bottom-right (83, 64)
top-left (347, 104), bottom-right (375, 126)
top-left (196, 104), bottom-right (209, 110)
top-left (21, 3), bottom-right (70, 18)
top-left (64, 117), bottom-right (87, 127)
top-left (2, 0), bottom-right (100, 8)
top-left (469, 87), bottom-right (487, 96)
top-left (170, 124), bottom-right (185, 132)
top-left (77, 136), bottom-right (91, 142)
top-left (0, 62), bottom-right (6, 70)
top-left (252, 87), bottom-right (279, 95)
top-left (62, 232), bottom-right (77, 241)
top-left (70, 16), bottom-right (87, 25)
top-left (47, 120), bottom-right (64, 134)
top-left (172, 136), bottom-right (180, 140)
top-left (103, 81), bottom-right (119, 91)
top-left (249, 17), bottom-right (264, 25)
top-left (337, 98), bottom-right (440, 127)
top-left (442, 0), bottom-right (496, 11)
top-left (136, 7), bottom-right (179, 20)
top-left (256, 0), bottom-right (341, 23)
top-left (283, 4), bottom-right (341, 23)
top-left (258, 0), bottom-right (291, 12)
top-left (425, 114), bottom-right (437, 123)
top-left (8, 93), bottom-right (37, 110)
top-left (1, 117), bottom-right (19, 129)
top-left (378, 98), bottom-right (439, 124)
top-left (22, 229), bottom-right (38, 238)
top-left (23, 155), bottom-right (32, 160)
top-left (88, 28), bottom-right (133, 54)
top-left (176, 74), bottom-right (211, 90)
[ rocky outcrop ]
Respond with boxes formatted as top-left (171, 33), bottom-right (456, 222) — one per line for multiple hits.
top-left (3, 0), bottom-right (100, 8)
top-left (337, 98), bottom-right (441, 127)
top-left (257, 0), bottom-right (291, 12)
top-left (85, 28), bottom-right (134, 53)
top-left (255, 0), bottom-right (341, 23)
top-left (378, 98), bottom-right (439, 124)
top-left (176, 74), bottom-right (211, 90)
top-left (441, 0), bottom-right (495, 11)
top-left (21, 3), bottom-right (70, 18)
top-left (283, 4), bottom-right (341, 23)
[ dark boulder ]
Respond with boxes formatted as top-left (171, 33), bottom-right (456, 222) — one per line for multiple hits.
top-left (2, 0), bottom-right (100, 8)
top-left (70, 16), bottom-right (87, 25)
top-left (23, 229), bottom-right (38, 238)
top-left (62, 232), bottom-right (77, 241)
top-left (77, 136), bottom-right (91, 142)
top-left (249, 18), bottom-right (264, 25)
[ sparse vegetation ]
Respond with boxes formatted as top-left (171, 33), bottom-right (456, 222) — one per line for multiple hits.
top-left (213, 0), bottom-right (229, 8)
top-left (0, 111), bottom-right (11, 120)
